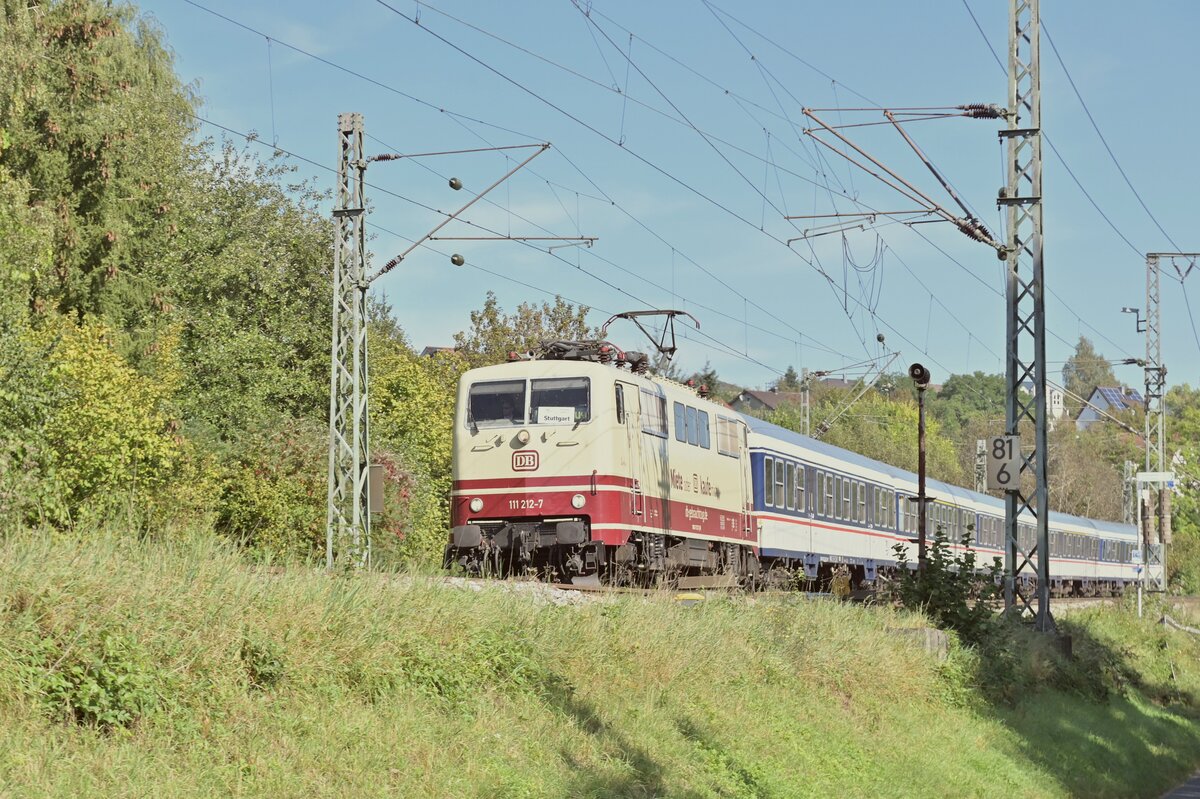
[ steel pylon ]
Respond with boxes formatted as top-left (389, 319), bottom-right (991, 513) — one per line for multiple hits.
top-left (326, 112), bottom-right (371, 569)
top-left (1001, 0), bottom-right (1053, 630)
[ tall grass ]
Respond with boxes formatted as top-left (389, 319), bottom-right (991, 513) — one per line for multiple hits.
top-left (1, 530), bottom-right (1199, 798)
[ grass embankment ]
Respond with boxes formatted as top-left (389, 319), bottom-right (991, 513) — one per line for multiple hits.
top-left (1, 533), bottom-right (1199, 798)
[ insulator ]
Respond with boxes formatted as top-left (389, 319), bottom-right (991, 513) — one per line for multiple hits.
top-left (698, 384), bottom-right (710, 399)
top-left (598, 345), bottom-right (612, 364)
top-left (958, 103), bottom-right (1004, 119)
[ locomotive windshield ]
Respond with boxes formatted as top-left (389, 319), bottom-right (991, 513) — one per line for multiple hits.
top-left (468, 377), bottom-right (590, 427)
top-left (468, 380), bottom-right (527, 426)
top-left (531, 377), bottom-right (590, 424)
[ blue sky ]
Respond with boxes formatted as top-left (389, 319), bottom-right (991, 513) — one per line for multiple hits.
top-left (138, 0), bottom-right (1200, 392)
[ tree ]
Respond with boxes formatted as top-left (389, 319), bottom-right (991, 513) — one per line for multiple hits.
top-left (767, 388), bottom-right (964, 485)
top-left (774, 365), bottom-right (801, 392)
top-left (932, 371), bottom-right (1007, 437)
top-left (152, 142), bottom-right (334, 439)
top-left (453, 291), bottom-right (595, 367)
top-left (370, 325), bottom-right (468, 564)
top-left (1062, 337), bottom-right (1116, 415)
top-left (0, 0), bottom-right (195, 329)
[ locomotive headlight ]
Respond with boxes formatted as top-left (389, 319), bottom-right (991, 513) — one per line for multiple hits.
top-left (571, 493), bottom-right (586, 509)
top-left (469, 497), bottom-right (484, 513)
top-left (516, 429), bottom-right (530, 445)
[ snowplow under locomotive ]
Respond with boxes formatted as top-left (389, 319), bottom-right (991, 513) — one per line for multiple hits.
top-left (445, 335), bottom-right (1140, 595)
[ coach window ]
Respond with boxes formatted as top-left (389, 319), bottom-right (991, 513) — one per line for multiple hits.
top-left (775, 460), bottom-right (786, 509)
top-left (697, 411), bottom-right (711, 449)
top-left (796, 465), bottom-right (806, 512)
top-left (842, 478), bottom-right (852, 520)
top-left (673, 402), bottom-right (687, 442)
top-left (857, 483), bottom-right (866, 523)
top-left (640, 389), bottom-right (667, 437)
top-left (785, 462), bottom-right (796, 510)
top-left (833, 475), bottom-right (842, 519)
top-left (468, 379), bottom-right (527, 427)
top-left (764, 457), bottom-right (775, 506)
top-left (684, 407), bottom-right (698, 446)
top-left (615, 385), bottom-right (625, 423)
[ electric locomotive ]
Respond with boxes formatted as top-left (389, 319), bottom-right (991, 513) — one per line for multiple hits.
top-left (445, 314), bottom-right (1142, 595)
top-left (446, 337), bottom-right (757, 586)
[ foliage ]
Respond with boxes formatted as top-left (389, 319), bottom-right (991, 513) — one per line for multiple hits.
top-left (240, 631), bottom-right (286, 690)
top-left (931, 371), bottom-right (1006, 437)
top-left (767, 386), bottom-right (966, 485)
top-left (452, 290), bottom-right (595, 367)
top-left (1062, 336), bottom-right (1117, 415)
top-left (17, 625), bottom-right (159, 730)
top-left (1047, 423), bottom-right (1140, 521)
top-left (0, 0), bottom-right (195, 329)
top-left (213, 419), bottom-right (326, 559)
top-left (154, 142), bottom-right (334, 437)
top-left (773, 365), bottom-right (801, 392)
top-left (891, 526), bottom-right (1000, 644)
top-left (370, 324), bottom-right (468, 564)
top-left (5, 317), bottom-right (182, 526)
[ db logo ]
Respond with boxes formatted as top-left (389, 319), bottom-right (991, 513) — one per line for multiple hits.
top-left (512, 450), bottom-right (539, 472)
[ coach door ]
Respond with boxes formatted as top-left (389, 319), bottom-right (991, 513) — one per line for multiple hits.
top-left (736, 419), bottom-right (754, 543)
top-left (616, 381), bottom-right (645, 525)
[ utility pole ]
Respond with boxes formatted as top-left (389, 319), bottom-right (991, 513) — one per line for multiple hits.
top-left (326, 112), bottom-right (371, 570)
top-left (800, 367), bottom-right (811, 437)
top-left (1000, 0), bottom-right (1053, 630)
top-left (910, 363), bottom-right (932, 572)
top-left (324, 114), bottom-right (591, 569)
top-left (1141, 253), bottom-right (1197, 591)
top-left (975, 440), bottom-right (988, 494)
top-left (1145, 253), bottom-right (1165, 592)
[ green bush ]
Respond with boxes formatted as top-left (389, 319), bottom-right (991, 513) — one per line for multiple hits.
top-left (19, 626), bottom-right (160, 730)
top-left (891, 525), bottom-right (1001, 644)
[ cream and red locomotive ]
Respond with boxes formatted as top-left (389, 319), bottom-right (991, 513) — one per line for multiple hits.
top-left (445, 329), bottom-right (1139, 594)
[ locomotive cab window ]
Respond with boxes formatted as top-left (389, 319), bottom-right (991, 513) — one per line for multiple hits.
top-left (716, 416), bottom-right (740, 457)
top-left (640, 389), bottom-right (667, 437)
top-left (468, 380), bottom-right (527, 427)
top-left (531, 377), bottom-right (590, 424)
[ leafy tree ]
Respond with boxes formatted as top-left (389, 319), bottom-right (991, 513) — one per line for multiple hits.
top-left (695, 360), bottom-right (720, 392)
top-left (766, 388), bottom-right (965, 485)
top-left (1047, 424), bottom-right (1139, 521)
top-left (371, 325), bottom-right (468, 564)
top-left (453, 291), bottom-right (595, 367)
top-left (932, 371), bottom-right (1006, 437)
top-left (153, 142), bottom-right (334, 438)
top-left (1062, 337), bottom-right (1116, 415)
top-left (0, 0), bottom-right (195, 328)
top-left (33, 317), bottom-right (181, 522)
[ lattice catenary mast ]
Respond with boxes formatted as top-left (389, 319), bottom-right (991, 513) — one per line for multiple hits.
top-left (1000, 0), bottom-right (1053, 630)
top-left (325, 114), bottom-right (591, 569)
top-left (326, 113), bottom-right (371, 569)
